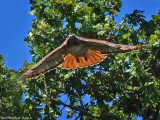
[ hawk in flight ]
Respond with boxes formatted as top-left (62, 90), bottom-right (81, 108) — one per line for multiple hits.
top-left (22, 35), bottom-right (147, 78)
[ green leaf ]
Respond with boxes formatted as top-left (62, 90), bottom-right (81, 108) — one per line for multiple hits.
top-left (122, 33), bottom-right (131, 39)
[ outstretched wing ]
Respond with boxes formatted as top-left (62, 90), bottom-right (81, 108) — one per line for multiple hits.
top-left (77, 36), bottom-right (147, 54)
top-left (22, 41), bottom-right (68, 78)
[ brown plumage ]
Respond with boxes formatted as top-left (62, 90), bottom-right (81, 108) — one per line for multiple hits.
top-left (22, 35), bottom-right (148, 78)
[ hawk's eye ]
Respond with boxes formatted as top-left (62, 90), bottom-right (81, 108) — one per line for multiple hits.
top-left (68, 35), bottom-right (75, 39)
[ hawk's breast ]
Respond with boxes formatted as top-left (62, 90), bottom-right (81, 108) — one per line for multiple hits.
top-left (67, 44), bottom-right (88, 57)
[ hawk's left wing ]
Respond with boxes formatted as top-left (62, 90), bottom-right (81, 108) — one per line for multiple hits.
top-left (77, 36), bottom-right (147, 54)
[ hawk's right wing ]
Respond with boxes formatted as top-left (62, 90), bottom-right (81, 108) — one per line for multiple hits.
top-left (22, 40), bottom-right (69, 78)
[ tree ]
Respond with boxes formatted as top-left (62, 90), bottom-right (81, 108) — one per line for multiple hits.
top-left (1, 0), bottom-right (160, 119)
top-left (0, 55), bottom-right (25, 118)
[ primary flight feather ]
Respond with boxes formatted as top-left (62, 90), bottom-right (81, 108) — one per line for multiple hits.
top-left (22, 35), bottom-right (147, 78)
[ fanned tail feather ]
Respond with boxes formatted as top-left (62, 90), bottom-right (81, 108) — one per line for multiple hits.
top-left (59, 50), bottom-right (107, 69)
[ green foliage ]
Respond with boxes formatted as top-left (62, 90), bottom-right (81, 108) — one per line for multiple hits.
top-left (0, 55), bottom-right (25, 117)
top-left (1, 0), bottom-right (160, 120)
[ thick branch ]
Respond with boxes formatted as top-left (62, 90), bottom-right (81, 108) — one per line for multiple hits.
top-left (50, 96), bottom-right (121, 120)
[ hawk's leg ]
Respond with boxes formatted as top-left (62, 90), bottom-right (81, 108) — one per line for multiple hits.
top-left (76, 57), bottom-right (80, 63)
top-left (84, 55), bottom-right (88, 61)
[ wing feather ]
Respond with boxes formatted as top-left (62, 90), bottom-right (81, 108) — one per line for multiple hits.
top-left (22, 41), bottom-right (68, 78)
top-left (76, 36), bottom-right (148, 54)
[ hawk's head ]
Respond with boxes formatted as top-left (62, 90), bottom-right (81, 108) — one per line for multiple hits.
top-left (67, 35), bottom-right (80, 46)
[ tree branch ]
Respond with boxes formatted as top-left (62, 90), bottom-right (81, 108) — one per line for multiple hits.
top-left (50, 96), bottom-right (121, 120)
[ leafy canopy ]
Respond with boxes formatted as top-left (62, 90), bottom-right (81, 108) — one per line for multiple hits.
top-left (0, 0), bottom-right (160, 120)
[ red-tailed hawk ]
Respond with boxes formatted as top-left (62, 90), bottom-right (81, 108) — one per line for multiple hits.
top-left (22, 35), bottom-right (147, 78)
